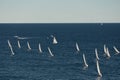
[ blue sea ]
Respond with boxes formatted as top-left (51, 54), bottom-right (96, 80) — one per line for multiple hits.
top-left (0, 23), bottom-right (120, 80)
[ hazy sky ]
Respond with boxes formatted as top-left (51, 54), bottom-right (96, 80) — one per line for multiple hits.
top-left (0, 0), bottom-right (120, 23)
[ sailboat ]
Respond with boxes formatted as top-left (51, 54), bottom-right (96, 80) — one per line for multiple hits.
top-left (7, 40), bottom-right (15, 55)
top-left (83, 53), bottom-right (88, 68)
top-left (104, 44), bottom-right (107, 55)
top-left (76, 42), bottom-right (80, 52)
top-left (106, 48), bottom-right (111, 58)
top-left (48, 47), bottom-right (54, 56)
top-left (113, 46), bottom-right (120, 54)
top-left (96, 60), bottom-right (102, 77)
top-left (95, 48), bottom-right (99, 60)
top-left (39, 43), bottom-right (42, 53)
top-left (17, 40), bottom-right (21, 48)
top-left (27, 41), bottom-right (31, 50)
top-left (53, 36), bottom-right (58, 44)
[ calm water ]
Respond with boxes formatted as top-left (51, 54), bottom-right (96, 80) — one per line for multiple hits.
top-left (0, 23), bottom-right (120, 80)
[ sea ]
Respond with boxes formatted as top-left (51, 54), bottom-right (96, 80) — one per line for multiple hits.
top-left (0, 23), bottom-right (120, 80)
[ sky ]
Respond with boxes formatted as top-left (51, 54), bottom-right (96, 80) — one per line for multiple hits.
top-left (0, 0), bottom-right (120, 23)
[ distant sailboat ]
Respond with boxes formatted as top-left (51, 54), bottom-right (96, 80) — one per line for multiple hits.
top-left (113, 46), bottom-right (120, 54)
top-left (76, 42), bottom-right (80, 52)
top-left (106, 48), bottom-right (111, 58)
top-left (83, 53), bottom-right (88, 68)
top-left (17, 40), bottom-right (21, 48)
top-left (7, 40), bottom-right (15, 55)
top-left (96, 60), bottom-right (102, 77)
top-left (27, 41), bottom-right (31, 50)
top-left (48, 47), bottom-right (54, 56)
top-left (104, 44), bottom-right (107, 55)
top-left (39, 43), bottom-right (42, 53)
top-left (95, 48), bottom-right (99, 60)
top-left (53, 36), bottom-right (58, 44)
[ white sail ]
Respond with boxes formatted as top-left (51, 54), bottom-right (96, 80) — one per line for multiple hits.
top-left (83, 53), bottom-right (88, 68)
top-left (53, 37), bottom-right (58, 44)
top-left (18, 40), bottom-right (21, 48)
top-left (95, 48), bottom-right (99, 60)
top-left (27, 41), bottom-right (31, 50)
top-left (106, 48), bottom-right (111, 58)
top-left (76, 42), bottom-right (80, 52)
top-left (96, 60), bottom-right (102, 77)
top-left (48, 47), bottom-right (54, 56)
top-left (7, 40), bottom-right (15, 55)
top-left (113, 46), bottom-right (120, 54)
top-left (104, 44), bottom-right (107, 54)
top-left (39, 43), bottom-right (42, 53)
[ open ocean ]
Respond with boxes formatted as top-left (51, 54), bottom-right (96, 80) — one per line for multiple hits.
top-left (0, 23), bottom-right (120, 80)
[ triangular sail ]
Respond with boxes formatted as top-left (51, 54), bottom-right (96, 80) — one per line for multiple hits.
top-left (96, 60), bottom-right (102, 77)
top-left (113, 46), bottom-right (120, 54)
top-left (76, 42), bottom-right (80, 52)
top-left (95, 48), bottom-right (99, 60)
top-left (53, 37), bottom-right (58, 44)
top-left (48, 47), bottom-right (54, 56)
top-left (27, 41), bottom-right (31, 50)
top-left (18, 40), bottom-right (21, 48)
top-left (39, 43), bottom-right (42, 53)
top-left (83, 53), bottom-right (88, 68)
top-left (7, 40), bottom-right (15, 55)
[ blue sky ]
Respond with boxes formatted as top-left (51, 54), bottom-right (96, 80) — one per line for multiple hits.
top-left (0, 0), bottom-right (120, 23)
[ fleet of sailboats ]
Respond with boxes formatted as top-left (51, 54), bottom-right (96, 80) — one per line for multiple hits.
top-left (5, 37), bottom-right (120, 78)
